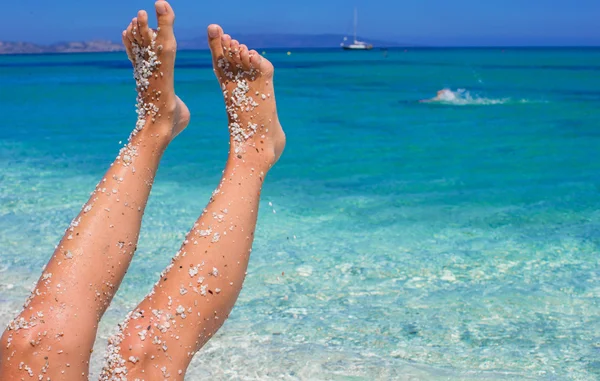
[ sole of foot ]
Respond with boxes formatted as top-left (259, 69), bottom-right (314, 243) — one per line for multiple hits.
top-left (207, 24), bottom-right (286, 168)
top-left (122, 1), bottom-right (190, 142)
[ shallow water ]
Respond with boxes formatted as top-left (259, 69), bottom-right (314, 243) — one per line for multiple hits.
top-left (1, 48), bottom-right (599, 380)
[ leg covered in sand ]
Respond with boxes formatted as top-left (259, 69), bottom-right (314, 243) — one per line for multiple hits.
top-left (0, 2), bottom-right (189, 379)
top-left (100, 25), bottom-right (285, 380)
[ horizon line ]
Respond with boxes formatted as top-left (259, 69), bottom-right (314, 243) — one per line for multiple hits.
top-left (2, 34), bottom-right (598, 47)
top-left (2, 46), bottom-right (600, 57)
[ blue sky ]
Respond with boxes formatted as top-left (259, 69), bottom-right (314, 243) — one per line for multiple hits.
top-left (2, 0), bottom-right (599, 46)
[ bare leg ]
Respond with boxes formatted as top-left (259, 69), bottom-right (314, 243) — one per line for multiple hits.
top-left (100, 25), bottom-right (285, 380)
top-left (0, 2), bottom-right (189, 379)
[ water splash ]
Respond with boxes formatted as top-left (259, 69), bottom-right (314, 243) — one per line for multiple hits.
top-left (421, 89), bottom-right (523, 106)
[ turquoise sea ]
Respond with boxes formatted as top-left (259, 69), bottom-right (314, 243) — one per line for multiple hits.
top-left (1, 48), bottom-right (599, 380)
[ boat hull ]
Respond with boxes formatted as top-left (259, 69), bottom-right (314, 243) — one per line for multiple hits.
top-left (342, 45), bottom-right (373, 50)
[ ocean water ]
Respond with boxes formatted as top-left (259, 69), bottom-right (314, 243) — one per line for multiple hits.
top-left (1, 48), bottom-right (599, 380)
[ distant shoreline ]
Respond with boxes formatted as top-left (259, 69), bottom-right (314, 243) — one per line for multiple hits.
top-left (3, 35), bottom-right (598, 55)
top-left (1, 40), bottom-right (599, 56)
top-left (0, 40), bottom-right (125, 55)
top-left (2, 47), bottom-right (600, 57)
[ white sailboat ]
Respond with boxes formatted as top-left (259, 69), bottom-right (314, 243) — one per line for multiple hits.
top-left (341, 8), bottom-right (373, 50)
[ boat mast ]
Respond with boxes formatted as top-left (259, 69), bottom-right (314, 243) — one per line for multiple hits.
top-left (354, 7), bottom-right (358, 43)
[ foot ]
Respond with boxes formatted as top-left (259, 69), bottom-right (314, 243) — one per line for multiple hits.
top-left (207, 24), bottom-right (286, 168)
top-left (122, 1), bottom-right (190, 142)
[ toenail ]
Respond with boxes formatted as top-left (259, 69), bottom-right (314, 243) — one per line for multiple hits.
top-left (156, 1), bottom-right (168, 14)
top-left (208, 27), bottom-right (219, 38)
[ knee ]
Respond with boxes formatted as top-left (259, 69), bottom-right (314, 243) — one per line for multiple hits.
top-left (114, 331), bottom-right (149, 365)
top-left (1, 318), bottom-right (84, 358)
top-left (0, 327), bottom-right (51, 379)
top-left (1, 324), bottom-right (47, 355)
top-left (103, 329), bottom-right (166, 380)
top-left (111, 322), bottom-right (192, 378)
top-left (103, 322), bottom-right (158, 374)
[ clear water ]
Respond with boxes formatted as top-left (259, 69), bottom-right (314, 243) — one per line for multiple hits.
top-left (1, 48), bottom-right (599, 380)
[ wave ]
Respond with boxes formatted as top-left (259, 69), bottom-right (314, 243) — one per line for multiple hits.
top-left (421, 89), bottom-right (532, 106)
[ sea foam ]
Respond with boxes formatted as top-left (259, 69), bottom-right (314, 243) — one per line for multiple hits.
top-left (423, 88), bottom-right (532, 106)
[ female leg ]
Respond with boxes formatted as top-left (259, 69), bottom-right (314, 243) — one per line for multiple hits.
top-left (100, 25), bottom-right (286, 380)
top-left (0, 2), bottom-right (189, 379)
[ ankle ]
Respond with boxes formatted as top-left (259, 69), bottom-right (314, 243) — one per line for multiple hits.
top-left (229, 144), bottom-right (276, 172)
top-left (131, 124), bottom-right (172, 151)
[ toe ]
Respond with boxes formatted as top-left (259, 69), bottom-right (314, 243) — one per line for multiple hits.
top-left (221, 34), bottom-right (232, 53)
top-left (137, 10), bottom-right (153, 43)
top-left (259, 56), bottom-right (275, 77)
top-left (155, 1), bottom-right (175, 41)
top-left (132, 17), bottom-right (143, 44)
top-left (239, 44), bottom-right (251, 70)
top-left (230, 40), bottom-right (241, 66)
top-left (125, 22), bottom-right (135, 44)
top-left (207, 24), bottom-right (224, 65)
top-left (122, 31), bottom-right (134, 62)
top-left (249, 49), bottom-right (262, 69)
